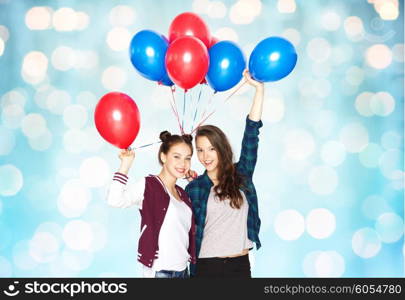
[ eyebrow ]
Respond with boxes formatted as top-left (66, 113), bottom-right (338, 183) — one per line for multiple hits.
top-left (173, 152), bottom-right (192, 157)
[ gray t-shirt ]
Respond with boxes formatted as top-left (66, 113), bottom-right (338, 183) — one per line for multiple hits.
top-left (198, 187), bottom-right (253, 258)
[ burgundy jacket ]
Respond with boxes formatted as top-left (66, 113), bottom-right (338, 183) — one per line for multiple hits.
top-left (137, 175), bottom-right (196, 268)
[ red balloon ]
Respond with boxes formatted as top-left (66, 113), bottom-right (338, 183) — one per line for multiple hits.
top-left (94, 92), bottom-right (141, 149)
top-left (169, 12), bottom-right (211, 48)
top-left (165, 36), bottom-right (209, 90)
top-left (209, 36), bottom-right (219, 48)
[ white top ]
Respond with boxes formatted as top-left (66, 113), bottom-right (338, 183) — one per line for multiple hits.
top-left (107, 175), bottom-right (192, 277)
top-left (198, 187), bottom-right (253, 258)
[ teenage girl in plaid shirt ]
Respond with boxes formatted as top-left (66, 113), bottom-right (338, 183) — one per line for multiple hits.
top-left (186, 70), bottom-right (264, 278)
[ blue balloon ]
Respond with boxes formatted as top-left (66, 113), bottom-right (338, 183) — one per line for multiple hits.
top-left (129, 30), bottom-right (169, 82)
top-left (159, 69), bottom-right (174, 86)
top-left (249, 37), bottom-right (297, 82)
top-left (207, 41), bottom-right (246, 92)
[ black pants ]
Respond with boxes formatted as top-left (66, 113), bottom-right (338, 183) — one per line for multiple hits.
top-left (195, 254), bottom-right (251, 278)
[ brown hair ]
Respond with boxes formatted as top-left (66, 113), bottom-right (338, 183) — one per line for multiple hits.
top-left (158, 131), bottom-right (193, 165)
top-left (196, 125), bottom-right (245, 209)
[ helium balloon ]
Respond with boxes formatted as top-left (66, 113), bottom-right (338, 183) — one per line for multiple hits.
top-left (169, 12), bottom-right (211, 48)
top-left (130, 30), bottom-right (169, 82)
top-left (95, 92), bottom-right (141, 149)
top-left (249, 36), bottom-right (297, 82)
top-left (207, 41), bottom-right (246, 92)
top-left (165, 36), bottom-right (209, 90)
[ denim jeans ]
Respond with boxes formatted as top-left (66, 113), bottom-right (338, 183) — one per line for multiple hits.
top-left (155, 268), bottom-right (189, 278)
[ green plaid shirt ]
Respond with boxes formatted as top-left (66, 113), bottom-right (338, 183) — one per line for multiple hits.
top-left (186, 116), bottom-right (263, 274)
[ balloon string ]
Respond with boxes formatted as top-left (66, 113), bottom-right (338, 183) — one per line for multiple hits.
top-left (182, 90), bottom-right (186, 133)
top-left (199, 89), bottom-right (216, 122)
top-left (170, 87), bottom-right (184, 135)
top-left (128, 141), bottom-right (162, 150)
top-left (191, 79), bottom-right (247, 135)
top-left (190, 84), bottom-right (203, 133)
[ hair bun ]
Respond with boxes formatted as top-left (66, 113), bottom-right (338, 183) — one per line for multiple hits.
top-left (159, 131), bottom-right (171, 142)
top-left (182, 134), bottom-right (193, 143)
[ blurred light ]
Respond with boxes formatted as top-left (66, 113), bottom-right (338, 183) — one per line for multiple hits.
top-left (381, 130), bottom-right (402, 149)
top-left (83, 127), bottom-right (105, 153)
top-left (53, 7), bottom-right (77, 31)
top-left (331, 44), bottom-right (354, 65)
top-left (88, 222), bottom-right (108, 252)
top-left (25, 6), bottom-right (52, 30)
top-left (320, 141), bottom-right (346, 167)
top-left (0, 25), bottom-right (9, 41)
top-left (379, 149), bottom-right (402, 179)
top-left (229, 0), bottom-right (262, 24)
top-left (373, 0), bottom-right (399, 20)
top-left (277, 0), bottom-right (296, 13)
top-left (306, 209), bottom-right (336, 239)
top-left (58, 179), bottom-right (91, 217)
top-left (1, 103), bottom-right (25, 129)
top-left (101, 66), bottom-right (128, 90)
top-left (307, 38), bottom-right (331, 62)
top-left (1, 89), bottom-right (27, 109)
top-left (345, 66), bottom-right (364, 86)
top-left (303, 251), bottom-right (345, 277)
top-left (339, 122), bottom-right (369, 153)
top-left (47, 89), bottom-right (72, 115)
top-left (262, 96), bottom-right (284, 123)
top-left (392, 44), bottom-right (404, 62)
top-left (77, 91), bottom-right (97, 111)
top-left (358, 143), bottom-right (383, 168)
top-left (22, 51), bottom-right (48, 84)
top-left (214, 27), bottom-right (238, 42)
top-left (355, 91), bottom-right (374, 116)
top-left (370, 92), bottom-right (395, 116)
top-left (308, 166), bottom-right (338, 195)
top-left (344, 16), bottom-right (364, 41)
top-left (109, 5), bottom-right (136, 26)
top-left (28, 128), bottom-right (52, 151)
top-left (62, 249), bottom-right (93, 271)
top-left (366, 44), bottom-right (392, 69)
top-left (63, 220), bottom-right (94, 251)
top-left (21, 113), bottom-right (47, 138)
top-left (29, 232), bottom-right (59, 263)
top-left (207, 1), bottom-right (227, 19)
top-left (151, 85), bottom-right (173, 110)
top-left (193, 0), bottom-right (211, 15)
top-left (321, 11), bottom-right (341, 31)
top-left (313, 78), bottom-right (331, 98)
top-left (0, 126), bottom-right (15, 155)
top-left (0, 38), bottom-right (4, 56)
top-left (63, 104), bottom-right (88, 129)
top-left (281, 28), bottom-right (301, 46)
top-left (375, 213), bottom-right (403, 243)
top-left (12, 240), bottom-right (38, 270)
top-left (312, 62), bottom-right (331, 78)
top-left (283, 129), bottom-right (315, 160)
top-left (274, 210), bottom-right (305, 241)
top-left (75, 50), bottom-right (99, 69)
top-left (75, 11), bottom-right (90, 30)
top-left (311, 110), bottom-right (337, 138)
top-left (106, 27), bottom-right (132, 51)
top-left (79, 156), bottom-right (111, 188)
top-left (362, 195), bottom-right (393, 220)
top-left (63, 129), bottom-right (87, 154)
top-left (0, 256), bottom-right (12, 276)
top-left (352, 228), bottom-right (381, 258)
top-left (51, 46), bottom-right (76, 71)
top-left (281, 154), bottom-right (310, 177)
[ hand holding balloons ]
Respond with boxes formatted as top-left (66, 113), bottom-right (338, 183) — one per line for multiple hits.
top-left (95, 92), bottom-right (141, 149)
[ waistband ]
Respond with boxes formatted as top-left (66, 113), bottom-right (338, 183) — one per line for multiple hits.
top-left (197, 254), bottom-right (249, 263)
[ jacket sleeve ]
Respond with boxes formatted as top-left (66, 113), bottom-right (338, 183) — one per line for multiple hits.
top-left (106, 172), bottom-right (145, 209)
top-left (237, 116), bottom-right (263, 178)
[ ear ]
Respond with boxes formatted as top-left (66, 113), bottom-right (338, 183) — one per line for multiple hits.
top-left (160, 152), bottom-right (167, 164)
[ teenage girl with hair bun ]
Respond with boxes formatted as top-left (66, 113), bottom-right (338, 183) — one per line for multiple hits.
top-left (107, 131), bottom-right (196, 278)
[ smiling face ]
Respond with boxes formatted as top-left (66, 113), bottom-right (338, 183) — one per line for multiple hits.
top-left (196, 136), bottom-right (219, 176)
top-left (160, 142), bottom-right (192, 179)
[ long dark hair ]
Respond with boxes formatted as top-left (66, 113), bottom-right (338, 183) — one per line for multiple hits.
top-left (196, 125), bottom-right (245, 209)
top-left (158, 131), bottom-right (193, 165)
